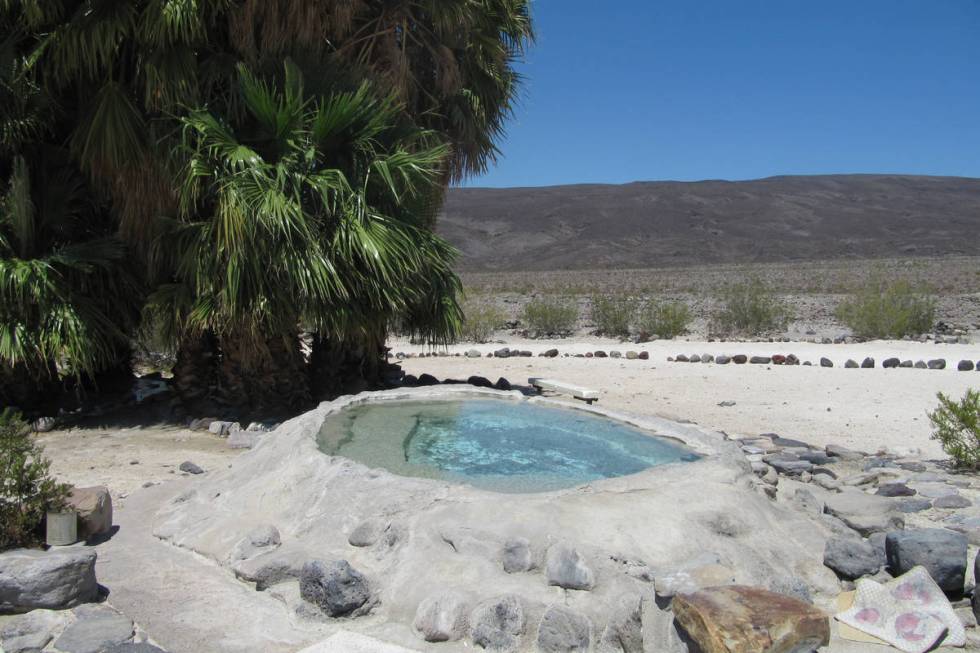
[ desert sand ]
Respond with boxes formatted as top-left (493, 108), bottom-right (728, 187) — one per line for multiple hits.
top-left (392, 337), bottom-right (980, 460)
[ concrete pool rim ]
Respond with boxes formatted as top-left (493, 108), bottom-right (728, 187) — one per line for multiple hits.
top-left (307, 385), bottom-right (725, 497)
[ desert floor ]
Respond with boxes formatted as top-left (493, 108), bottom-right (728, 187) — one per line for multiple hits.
top-left (391, 336), bottom-right (980, 461)
top-left (35, 336), bottom-right (980, 494)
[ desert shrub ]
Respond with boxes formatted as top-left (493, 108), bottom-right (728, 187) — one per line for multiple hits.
top-left (929, 390), bottom-right (980, 468)
top-left (836, 275), bottom-right (936, 339)
top-left (522, 297), bottom-right (578, 337)
top-left (636, 300), bottom-right (692, 339)
top-left (713, 277), bottom-right (791, 336)
top-left (590, 295), bottom-right (635, 338)
top-left (0, 409), bottom-right (70, 550)
top-left (460, 302), bottom-right (508, 343)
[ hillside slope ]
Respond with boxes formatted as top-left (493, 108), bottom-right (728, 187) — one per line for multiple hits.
top-left (439, 175), bottom-right (980, 270)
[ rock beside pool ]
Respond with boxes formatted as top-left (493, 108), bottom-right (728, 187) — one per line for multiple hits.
top-left (0, 609), bottom-right (69, 653)
top-left (467, 375), bottom-right (495, 389)
top-left (820, 357), bottom-right (833, 367)
top-left (823, 488), bottom-right (904, 536)
top-left (536, 605), bottom-right (591, 653)
top-left (928, 359), bottom-right (946, 370)
top-left (228, 524), bottom-right (281, 564)
top-left (502, 537), bottom-right (534, 573)
top-left (885, 529), bottom-right (967, 595)
top-left (749, 356), bottom-right (770, 364)
top-left (413, 592), bottom-right (470, 642)
top-left (66, 485), bottom-right (113, 539)
top-left (654, 560), bottom-right (736, 599)
top-left (179, 461), bottom-right (204, 475)
top-left (823, 536), bottom-right (881, 580)
top-left (861, 357), bottom-right (875, 368)
top-left (470, 594), bottom-right (525, 651)
top-left (545, 545), bottom-right (595, 590)
top-left (299, 559), bottom-right (371, 616)
top-left (0, 547), bottom-right (98, 611)
top-left (349, 519), bottom-right (388, 547)
top-left (672, 586), bottom-right (829, 653)
top-left (53, 604), bottom-right (134, 653)
top-left (232, 548), bottom-right (306, 591)
top-left (935, 494), bottom-right (972, 509)
top-left (875, 482), bottom-right (915, 497)
top-left (598, 595), bottom-right (643, 653)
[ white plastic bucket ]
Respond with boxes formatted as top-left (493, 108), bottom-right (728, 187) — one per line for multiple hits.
top-left (45, 510), bottom-right (77, 546)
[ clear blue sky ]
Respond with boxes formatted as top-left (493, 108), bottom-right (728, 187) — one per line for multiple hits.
top-left (465, 0), bottom-right (980, 188)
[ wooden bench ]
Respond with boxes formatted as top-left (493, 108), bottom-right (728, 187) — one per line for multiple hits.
top-left (528, 378), bottom-right (600, 404)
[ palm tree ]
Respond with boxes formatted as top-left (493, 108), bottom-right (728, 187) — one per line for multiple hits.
top-left (149, 64), bottom-right (460, 411)
top-left (0, 151), bottom-right (142, 409)
top-left (2, 1), bottom-right (531, 411)
top-left (0, 32), bottom-right (142, 410)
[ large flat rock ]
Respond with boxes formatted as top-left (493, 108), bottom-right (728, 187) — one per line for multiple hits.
top-left (672, 585), bottom-right (830, 653)
top-left (823, 488), bottom-right (904, 536)
top-left (0, 547), bottom-right (97, 611)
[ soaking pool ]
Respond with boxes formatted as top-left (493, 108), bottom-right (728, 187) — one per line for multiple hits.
top-left (316, 398), bottom-right (700, 493)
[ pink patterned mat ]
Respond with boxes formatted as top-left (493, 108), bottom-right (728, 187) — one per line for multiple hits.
top-left (836, 566), bottom-right (964, 653)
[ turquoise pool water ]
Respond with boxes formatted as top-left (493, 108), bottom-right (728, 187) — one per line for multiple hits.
top-left (316, 399), bottom-right (699, 493)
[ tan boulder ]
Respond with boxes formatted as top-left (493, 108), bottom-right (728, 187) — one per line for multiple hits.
top-left (66, 486), bottom-right (112, 539)
top-left (672, 585), bottom-right (829, 653)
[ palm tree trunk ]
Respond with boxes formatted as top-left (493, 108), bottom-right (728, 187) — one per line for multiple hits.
top-left (309, 332), bottom-right (387, 401)
top-left (0, 362), bottom-right (60, 414)
top-left (172, 331), bottom-right (218, 409)
top-left (215, 331), bottom-right (311, 415)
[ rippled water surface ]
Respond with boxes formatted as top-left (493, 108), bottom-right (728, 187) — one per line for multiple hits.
top-left (316, 399), bottom-right (699, 492)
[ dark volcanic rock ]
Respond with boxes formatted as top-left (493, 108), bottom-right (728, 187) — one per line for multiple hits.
top-left (875, 483), bottom-right (916, 497)
top-left (885, 529), bottom-right (967, 595)
top-left (299, 560), bottom-right (371, 616)
top-left (823, 537), bottom-right (881, 580)
top-left (467, 376), bottom-right (494, 389)
top-left (536, 605), bottom-right (590, 653)
top-left (896, 499), bottom-right (933, 513)
top-left (883, 358), bottom-right (900, 369)
top-left (732, 354), bottom-right (747, 364)
top-left (861, 357), bottom-right (875, 368)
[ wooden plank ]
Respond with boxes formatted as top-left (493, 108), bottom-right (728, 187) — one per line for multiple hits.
top-left (528, 377), bottom-right (600, 401)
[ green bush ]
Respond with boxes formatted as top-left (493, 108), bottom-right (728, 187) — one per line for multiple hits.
top-left (460, 302), bottom-right (508, 343)
top-left (0, 409), bottom-right (70, 550)
top-left (590, 295), bottom-right (635, 338)
top-left (929, 390), bottom-right (980, 468)
top-left (836, 275), bottom-right (936, 339)
top-left (522, 297), bottom-right (578, 337)
top-left (636, 300), bottom-right (692, 339)
top-left (713, 277), bottom-right (791, 336)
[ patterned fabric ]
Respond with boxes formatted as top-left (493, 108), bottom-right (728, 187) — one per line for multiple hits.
top-left (836, 566), bottom-right (965, 653)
